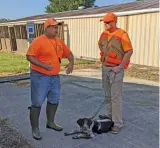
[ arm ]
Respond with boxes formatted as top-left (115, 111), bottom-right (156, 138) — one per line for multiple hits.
top-left (120, 33), bottom-right (133, 68)
top-left (65, 52), bottom-right (74, 74)
top-left (98, 32), bottom-right (108, 62)
top-left (26, 55), bottom-right (45, 68)
top-left (66, 52), bottom-right (74, 64)
top-left (112, 33), bottom-right (133, 72)
top-left (120, 50), bottom-right (133, 68)
top-left (61, 39), bottom-right (74, 74)
top-left (26, 55), bottom-right (53, 71)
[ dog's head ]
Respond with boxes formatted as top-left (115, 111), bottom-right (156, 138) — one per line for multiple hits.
top-left (77, 118), bottom-right (93, 130)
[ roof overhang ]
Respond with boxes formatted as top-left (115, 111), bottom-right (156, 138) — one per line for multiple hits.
top-left (0, 8), bottom-right (159, 26)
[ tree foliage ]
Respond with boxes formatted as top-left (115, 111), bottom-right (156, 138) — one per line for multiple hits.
top-left (45, 0), bottom-right (96, 13)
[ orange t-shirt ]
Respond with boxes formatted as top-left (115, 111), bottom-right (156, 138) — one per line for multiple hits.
top-left (99, 29), bottom-right (133, 52)
top-left (26, 34), bottom-right (71, 75)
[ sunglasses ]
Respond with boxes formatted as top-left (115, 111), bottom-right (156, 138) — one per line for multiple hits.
top-left (48, 25), bottom-right (58, 29)
top-left (104, 21), bottom-right (113, 25)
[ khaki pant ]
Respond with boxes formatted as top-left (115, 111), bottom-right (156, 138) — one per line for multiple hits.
top-left (102, 65), bottom-right (124, 128)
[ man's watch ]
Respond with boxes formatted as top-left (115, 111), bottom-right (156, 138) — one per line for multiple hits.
top-left (118, 65), bottom-right (124, 69)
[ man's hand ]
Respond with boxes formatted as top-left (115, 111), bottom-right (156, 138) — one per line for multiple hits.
top-left (112, 66), bottom-right (122, 73)
top-left (65, 62), bottom-right (74, 74)
top-left (43, 63), bottom-right (54, 71)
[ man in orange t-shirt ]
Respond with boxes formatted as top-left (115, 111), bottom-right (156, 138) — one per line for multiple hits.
top-left (98, 13), bottom-right (133, 134)
top-left (26, 18), bottom-right (74, 140)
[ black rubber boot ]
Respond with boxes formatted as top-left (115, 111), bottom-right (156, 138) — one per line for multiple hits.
top-left (29, 106), bottom-right (42, 140)
top-left (46, 102), bottom-right (63, 131)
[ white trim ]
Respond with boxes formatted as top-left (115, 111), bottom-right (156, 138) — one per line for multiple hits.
top-left (0, 8), bottom-right (159, 26)
top-left (55, 8), bottom-right (159, 20)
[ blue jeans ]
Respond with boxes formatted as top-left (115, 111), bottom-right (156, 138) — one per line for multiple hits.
top-left (30, 70), bottom-right (61, 107)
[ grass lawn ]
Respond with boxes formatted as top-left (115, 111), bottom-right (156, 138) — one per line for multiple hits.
top-left (0, 52), bottom-right (96, 75)
top-left (0, 52), bottom-right (29, 74)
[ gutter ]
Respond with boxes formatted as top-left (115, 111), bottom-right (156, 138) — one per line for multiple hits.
top-left (0, 8), bottom-right (159, 26)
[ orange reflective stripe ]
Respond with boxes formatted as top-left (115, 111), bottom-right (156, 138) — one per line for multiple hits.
top-left (108, 51), bottom-right (117, 58)
top-left (107, 57), bottom-right (130, 69)
top-left (107, 57), bottom-right (121, 64)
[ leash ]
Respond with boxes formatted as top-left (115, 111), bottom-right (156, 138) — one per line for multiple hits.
top-left (89, 72), bottom-right (116, 119)
top-left (90, 99), bottom-right (106, 120)
top-left (61, 79), bottom-right (107, 120)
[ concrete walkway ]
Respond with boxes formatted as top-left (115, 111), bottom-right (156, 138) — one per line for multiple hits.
top-left (0, 69), bottom-right (159, 148)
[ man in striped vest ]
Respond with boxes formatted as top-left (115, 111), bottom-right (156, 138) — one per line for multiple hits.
top-left (98, 12), bottom-right (133, 134)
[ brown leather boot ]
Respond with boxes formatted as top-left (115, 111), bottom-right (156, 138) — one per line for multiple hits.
top-left (111, 125), bottom-right (121, 134)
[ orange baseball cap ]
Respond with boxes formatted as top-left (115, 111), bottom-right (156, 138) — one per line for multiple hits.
top-left (44, 18), bottom-right (58, 29)
top-left (100, 12), bottom-right (117, 23)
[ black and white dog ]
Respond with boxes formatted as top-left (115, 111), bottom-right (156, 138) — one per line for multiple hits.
top-left (64, 117), bottom-right (114, 139)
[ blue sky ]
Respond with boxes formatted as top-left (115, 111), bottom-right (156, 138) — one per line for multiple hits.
top-left (0, 0), bottom-right (135, 19)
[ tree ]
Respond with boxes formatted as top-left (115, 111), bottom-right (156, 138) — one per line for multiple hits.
top-left (45, 0), bottom-right (96, 13)
top-left (0, 19), bottom-right (10, 23)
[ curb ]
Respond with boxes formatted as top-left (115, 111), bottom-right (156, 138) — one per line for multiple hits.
top-left (0, 73), bottom-right (30, 83)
